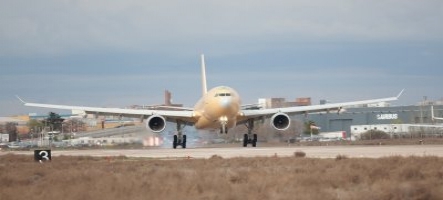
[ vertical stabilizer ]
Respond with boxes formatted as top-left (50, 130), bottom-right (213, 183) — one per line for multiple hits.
top-left (201, 54), bottom-right (208, 96)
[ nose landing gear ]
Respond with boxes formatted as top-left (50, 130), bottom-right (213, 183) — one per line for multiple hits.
top-left (219, 116), bottom-right (228, 134)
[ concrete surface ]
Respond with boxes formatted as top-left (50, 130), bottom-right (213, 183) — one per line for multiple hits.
top-left (3, 145), bottom-right (443, 159)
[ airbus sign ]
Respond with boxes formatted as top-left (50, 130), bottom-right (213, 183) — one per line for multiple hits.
top-left (376, 114), bottom-right (398, 120)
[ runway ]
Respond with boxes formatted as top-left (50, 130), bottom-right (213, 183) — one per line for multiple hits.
top-left (4, 145), bottom-right (443, 159)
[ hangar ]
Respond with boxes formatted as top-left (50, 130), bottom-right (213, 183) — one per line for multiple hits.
top-left (293, 104), bottom-right (443, 138)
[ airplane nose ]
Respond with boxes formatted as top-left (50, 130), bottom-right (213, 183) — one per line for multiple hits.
top-left (220, 97), bottom-right (231, 108)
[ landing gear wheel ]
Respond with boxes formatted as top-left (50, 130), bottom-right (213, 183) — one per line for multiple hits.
top-left (242, 133), bottom-right (258, 147)
top-left (243, 134), bottom-right (248, 147)
top-left (182, 135), bottom-right (187, 149)
top-left (173, 134), bottom-right (187, 149)
top-left (173, 120), bottom-right (189, 149)
top-left (252, 134), bottom-right (257, 147)
top-left (173, 135), bottom-right (178, 149)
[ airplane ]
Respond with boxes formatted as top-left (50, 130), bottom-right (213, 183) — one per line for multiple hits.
top-left (18, 55), bottom-right (404, 148)
top-left (431, 106), bottom-right (443, 121)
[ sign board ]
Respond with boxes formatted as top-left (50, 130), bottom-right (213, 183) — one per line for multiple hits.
top-left (376, 114), bottom-right (398, 120)
top-left (34, 150), bottom-right (51, 163)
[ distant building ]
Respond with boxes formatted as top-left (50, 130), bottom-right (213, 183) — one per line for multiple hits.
top-left (295, 97), bottom-right (311, 106)
top-left (129, 90), bottom-right (183, 110)
top-left (294, 105), bottom-right (443, 138)
top-left (0, 117), bottom-right (28, 134)
top-left (260, 97), bottom-right (312, 109)
top-left (1, 134), bottom-right (9, 142)
top-left (164, 90), bottom-right (183, 107)
top-left (351, 124), bottom-right (443, 140)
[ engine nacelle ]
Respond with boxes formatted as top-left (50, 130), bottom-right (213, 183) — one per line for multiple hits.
top-left (271, 113), bottom-right (290, 131)
top-left (146, 115), bottom-right (166, 132)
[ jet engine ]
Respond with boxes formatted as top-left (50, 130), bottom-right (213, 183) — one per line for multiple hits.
top-left (271, 113), bottom-right (290, 130)
top-left (146, 115), bottom-right (166, 132)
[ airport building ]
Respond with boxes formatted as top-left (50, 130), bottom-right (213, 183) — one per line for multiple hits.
top-left (292, 104), bottom-right (443, 138)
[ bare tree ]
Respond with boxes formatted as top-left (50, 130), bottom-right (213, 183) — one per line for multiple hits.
top-left (5, 122), bottom-right (18, 142)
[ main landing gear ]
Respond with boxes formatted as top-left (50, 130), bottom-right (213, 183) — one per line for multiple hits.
top-left (243, 119), bottom-right (257, 147)
top-left (173, 121), bottom-right (187, 149)
top-left (173, 134), bottom-right (186, 149)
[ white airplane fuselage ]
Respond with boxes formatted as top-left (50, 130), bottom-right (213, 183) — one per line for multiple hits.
top-left (193, 86), bottom-right (241, 130)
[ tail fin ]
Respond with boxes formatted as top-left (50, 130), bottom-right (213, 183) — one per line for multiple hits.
top-left (201, 54), bottom-right (208, 96)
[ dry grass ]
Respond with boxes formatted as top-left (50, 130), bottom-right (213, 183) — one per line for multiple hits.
top-left (1, 154), bottom-right (443, 200)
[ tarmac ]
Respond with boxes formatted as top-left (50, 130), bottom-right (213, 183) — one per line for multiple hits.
top-left (3, 145), bottom-right (443, 159)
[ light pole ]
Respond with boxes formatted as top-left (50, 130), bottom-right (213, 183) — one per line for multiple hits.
top-left (31, 128), bottom-right (34, 146)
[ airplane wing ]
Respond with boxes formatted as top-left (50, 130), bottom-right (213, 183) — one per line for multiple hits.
top-left (241, 103), bottom-right (262, 110)
top-left (240, 90), bottom-right (404, 118)
top-left (16, 96), bottom-right (196, 123)
top-left (149, 105), bottom-right (194, 111)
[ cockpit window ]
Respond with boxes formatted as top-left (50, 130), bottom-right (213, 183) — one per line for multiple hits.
top-left (215, 93), bottom-right (232, 97)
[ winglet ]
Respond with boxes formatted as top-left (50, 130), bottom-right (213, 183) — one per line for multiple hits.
top-left (396, 89), bottom-right (405, 99)
top-left (16, 95), bottom-right (26, 104)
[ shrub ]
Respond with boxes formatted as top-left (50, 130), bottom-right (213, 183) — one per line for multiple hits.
top-left (294, 151), bottom-right (306, 158)
top-left (209, 154), bottom-right (223, 159)
top-left (335, 154), bottom-right (348, 160)
top-left (360, 130), bottom-right (390, 140)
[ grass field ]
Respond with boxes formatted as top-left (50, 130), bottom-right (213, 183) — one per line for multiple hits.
top-left (1, 154), bottom-right (443, 200)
